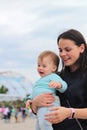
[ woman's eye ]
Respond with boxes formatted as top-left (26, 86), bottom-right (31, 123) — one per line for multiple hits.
top-left (59, 49), bottom-right (62, 52)
top-left (65, 48), bottom-right (71, 52)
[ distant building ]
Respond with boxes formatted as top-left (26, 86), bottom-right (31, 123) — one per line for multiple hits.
top-left (0, 94), bottom-right (23, 101)
top-left (0, 71), bottom-right (33, 101)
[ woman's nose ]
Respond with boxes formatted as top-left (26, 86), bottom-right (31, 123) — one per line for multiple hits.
top-left (60, 51), bottom-right (66, 57)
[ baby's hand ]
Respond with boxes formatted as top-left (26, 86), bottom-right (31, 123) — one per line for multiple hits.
top-left (49, 81), bottom-right (62, 89)
top-left (26, 100), bottom-right (32, 109)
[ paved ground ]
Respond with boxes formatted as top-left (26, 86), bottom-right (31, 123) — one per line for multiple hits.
top-left (0, 117), bottom-right (36, 130)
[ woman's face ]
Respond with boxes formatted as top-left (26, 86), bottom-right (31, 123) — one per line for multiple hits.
top-left (58, 38), bottom-right (84, 71)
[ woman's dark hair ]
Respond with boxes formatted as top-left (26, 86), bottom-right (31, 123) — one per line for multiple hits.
top-left (57, 29), bottom-right (87, 72)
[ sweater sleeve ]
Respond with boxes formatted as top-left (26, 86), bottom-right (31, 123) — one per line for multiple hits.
top-left (51, 73), bottom-right (67, 93)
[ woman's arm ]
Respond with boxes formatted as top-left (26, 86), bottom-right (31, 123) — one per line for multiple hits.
top-left (45, 106), bottom-right (87, 124)
top-left (74, 108), bottom-right (87, 119)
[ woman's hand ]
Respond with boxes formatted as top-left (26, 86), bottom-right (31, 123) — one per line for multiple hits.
top-left (32, 93), bottom-right (54, 113)
top-left (45, 106), bottom-right (71, 124)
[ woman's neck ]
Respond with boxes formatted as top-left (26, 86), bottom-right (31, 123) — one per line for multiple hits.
top-left (70, 65), bottom-right (79, 72)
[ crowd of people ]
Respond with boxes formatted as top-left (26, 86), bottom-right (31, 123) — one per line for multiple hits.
top-left (0, 106), bottom-right (29, 123)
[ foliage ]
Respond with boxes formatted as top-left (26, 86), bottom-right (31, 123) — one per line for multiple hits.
top-left (0, 85), bottom-right (8, 94)
top-left (0, 100), bottom-right (25, 108)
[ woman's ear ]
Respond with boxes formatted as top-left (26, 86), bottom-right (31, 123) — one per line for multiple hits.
top-left (80, 43), bottom-right (85, 53)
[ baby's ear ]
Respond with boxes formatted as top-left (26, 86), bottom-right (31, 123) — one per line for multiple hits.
top-left (52, 65), bottom-right (57, 72)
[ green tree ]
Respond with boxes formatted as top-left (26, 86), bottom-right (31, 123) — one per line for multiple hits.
top-left (0, 85), bottom-right (8, 94)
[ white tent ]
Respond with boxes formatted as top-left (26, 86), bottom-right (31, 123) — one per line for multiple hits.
top-left (0, 71), bottom-right (33, 101)
top-left (0, 94), bottom-right (23, 101)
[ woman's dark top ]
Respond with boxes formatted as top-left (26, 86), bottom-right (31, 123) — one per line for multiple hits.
top-left (53, 69), bottom-right (87, 130)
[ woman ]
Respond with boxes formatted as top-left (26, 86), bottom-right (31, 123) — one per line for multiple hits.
top-left (32, 29), bottom-right (87, 130)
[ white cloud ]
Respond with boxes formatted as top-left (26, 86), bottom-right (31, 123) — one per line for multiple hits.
top-left (0, 0), bottom-right (87, 83)
top-left (0, 11), bottom-right (38, 35)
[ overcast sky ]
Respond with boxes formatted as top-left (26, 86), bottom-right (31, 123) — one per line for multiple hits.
top-left (0, 0), bottom-right (87, 83)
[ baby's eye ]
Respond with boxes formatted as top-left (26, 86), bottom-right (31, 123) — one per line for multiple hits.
top-left (38, 64), bottom-right (40, 67)
top-left (43, 65), bottom-right (46, 68)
